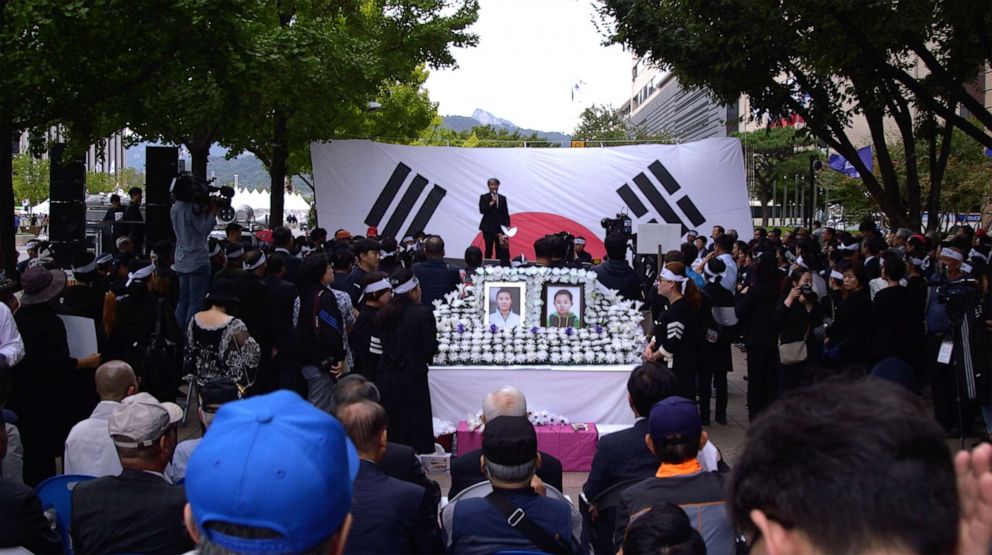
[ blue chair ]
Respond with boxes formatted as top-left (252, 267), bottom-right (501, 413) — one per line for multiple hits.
top-left (35, 474), bottom-right (97, 555)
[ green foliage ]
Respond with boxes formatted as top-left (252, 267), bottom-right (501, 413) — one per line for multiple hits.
top-left (734, 127), bottom-right (819, 224)
top-left (596, 0), bottom-right (992, 229)
top-left (572, 103), bottom-right (674, 144)
top-left (416, 121), bottom-right (557, 147)
top-left (85, 172), bottom-right (117, 195)
top-left (11, 154), bottom-right (49, 206)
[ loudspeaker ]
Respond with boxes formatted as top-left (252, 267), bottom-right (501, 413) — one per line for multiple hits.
top-left (145, 146), bottom-right (178, 248)
top-left (48, 143), bottom-right (86, 268)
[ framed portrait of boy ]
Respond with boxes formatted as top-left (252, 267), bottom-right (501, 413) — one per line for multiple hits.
top-left (484, 281), bottom-right (527, 329)
top-left (542, 284), bottom-right (583, 328)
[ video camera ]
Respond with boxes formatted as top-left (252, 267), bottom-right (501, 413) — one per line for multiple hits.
top-left (601, 211), bottom-right (633, 239)
top-left (171, 172), bottom-right (236, 224)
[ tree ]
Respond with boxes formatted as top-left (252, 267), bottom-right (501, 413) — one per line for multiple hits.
top-left (596, 0), bottom-right (992, 230)
top-left (735, 127), bottom-right (819, 226)
top-left (416, 122), bottom-right (557, 147)
top-left (572, 103), bottom-right (674, 144)
top-left (222, 1), bottom-right (479, 227)
top-left (11, 154), bottom-right (48, 207)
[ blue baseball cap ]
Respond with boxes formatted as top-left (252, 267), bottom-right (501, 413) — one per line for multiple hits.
top-left (185, 391), bottom-right (359, 553)
top-left (649, 396), bottom-right (703, 445)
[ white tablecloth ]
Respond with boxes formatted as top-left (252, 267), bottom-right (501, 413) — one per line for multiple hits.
top-left (428, 365), bottom-right (636, 425)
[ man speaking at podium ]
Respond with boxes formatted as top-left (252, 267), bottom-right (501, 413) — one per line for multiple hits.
top-left (479, 178), bottom-right (510, 259)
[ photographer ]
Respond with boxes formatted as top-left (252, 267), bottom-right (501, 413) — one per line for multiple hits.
top-left (593, 233), bottom-right (642, 302)
top-left (926, 242), bottom-right (981, 436)
top-left (170, 174), bottom-right (219, 330)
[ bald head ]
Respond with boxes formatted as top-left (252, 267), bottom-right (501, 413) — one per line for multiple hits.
top-left (482, 386), bottom-right (527, 422)
top-left (95, 361), bottom-right (138, 402)
top-left (337, 400), bottom-right (388, 459)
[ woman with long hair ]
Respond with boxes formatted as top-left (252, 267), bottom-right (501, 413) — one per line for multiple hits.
top-left (298, 254), bottom-right (355, 412)
top-left (351, 271), bottom-right (392, 380)
top-left (736, 251), bottom-right (783, 421)
top-left (775, 268), bottom-right (821, 393)
top-left (644, 261), bottom-right (702, 400)
top-left (373, 268), bottom-right (438, 453)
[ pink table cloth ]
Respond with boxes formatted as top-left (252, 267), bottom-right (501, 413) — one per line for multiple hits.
top-left (455, 421), bottom-right (598, 472)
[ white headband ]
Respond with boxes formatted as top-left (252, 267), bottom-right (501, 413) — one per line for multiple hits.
top-left (209, 243), bottom-right (222, 257)
top-left (96, 253), bottom-right (113, 265)
top-left (243, 251), bottom-right (266, 270)
top-left (837, 242), bottom-right (859, 251)
top-left (394, 275), bottom-right (419, 295)
top-left (126, 263), bottom-right (155, 287)
top-left (969, 249), bottom-right (988, 263)
top-left (574, 238), bottom-right (586, 245)
top-left (227, 247), bottom-right (245, 259)
top-left (830, 270), bottom-right (845, 281)
top-left (703, 264), bottom-right (726, 280)
top-left (659, 267), bottom-right (687, 283)
top-left (364, 278), bottom-right (392, 294)
top-left (73, 260), bottom-right (98, 274)
top-left (940, 247), bottom-right (964, 262)
top-left (961, 262), bottom-right (973, 274)
top-left (909, 256), bottom-right (925, 267)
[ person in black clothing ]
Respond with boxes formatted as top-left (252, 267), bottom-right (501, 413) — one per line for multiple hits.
top-left (593, 233), bottom-right (642, 302)
top-left (0, 410), bottom-right (62, 553)
top-left (699, 258), bottom-right (736, 424)
top-left (379, 236), bottom-right (402, 276)
top-left (238, 249), bottom-right (276, 394)
top-left (574, 236), bottom-right (593, 264)
top-left (775, 268), bottom-right (821, 393)
top-left (736, 252), bottom-right (782, 421)
top-left (123, 187), bottom-right (144, 254)
top-left (345, 239), bottom-right (381, 306)
top-left (462, 245), bottom-right (483, 283)
top-left (11, 267), bottom-right (101, 485)
top-left (63, 251), bottom-right (113, 352)
top-left (478, 177), bottom-right (510, 259)
top-left (824, 259), bottom-right (871, 373)
top-left (271, 226), bottom-right (301, 285)
top-left (351, 271), bottom-right (391, 380)
top-left (107, 259), bottom-right (182, 402)
top-left (102, 193), bottom-right (126, 252)
top-left (373, 268), bottom-right (438, 454)
top-left (298, 254), bottom-right (349, 413)
top-left (868, 257), bottom-right (924, 370)
top-left (412, 236), bottom-right (460, 311)
top-left (329, 247), bottom-right (355, 293)
top-left (207, 238), bottom-right (226, 277)
top-left (261, 253), bottom-right (303, 394)
top-left (644, 262), bottom-right (701, 401)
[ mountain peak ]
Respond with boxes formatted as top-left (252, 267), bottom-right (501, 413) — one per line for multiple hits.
top-left (471, 108), bottom-right (517, 129)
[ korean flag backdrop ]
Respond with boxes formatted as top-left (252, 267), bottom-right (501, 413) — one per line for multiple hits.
top-left (310, 138), bottom-right (752, 260)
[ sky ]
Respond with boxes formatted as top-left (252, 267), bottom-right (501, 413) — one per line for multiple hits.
top-left (423, 0), bottom-right (634, 134)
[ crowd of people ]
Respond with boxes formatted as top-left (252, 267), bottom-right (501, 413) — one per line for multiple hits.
top-left (3, 208), bottom-right (992, 553)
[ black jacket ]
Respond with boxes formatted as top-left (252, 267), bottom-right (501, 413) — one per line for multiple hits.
top-left (593, 260), bottom-right (643, 302)
top-left (478, 193), bottom-right (510, 233)
top-left (72, 469), bottom-right (194, 555)
top-left (412, 259), bottom-right (460, 311)
top-left (379, 442), bottom-right (442, 510)
top-left (123, 201), bottom-right (144, 253)
top-left (261, 274), bottom-right (300, 357)
top-left (736, 283), bottom-right (779, 346)
top-left (273, 248), bottom-right (301, 285)
top-left (0, 478), bottom-right (62, 554)
top-left (582, 418), bottom-right (657, 501)
top-left (448, 448), bottom-right (563, 499)
top-left (826, 288), bottom-right (871, 363)
top-left (869, 285), bottom-right (924, 366)
top-left (346, 460), bottom-right (443, 554)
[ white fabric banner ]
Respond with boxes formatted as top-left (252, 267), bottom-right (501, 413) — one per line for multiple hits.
top-left (311, 139), bottom-right (752, 259)
top-left (428, 365), bottom-right (635, 425)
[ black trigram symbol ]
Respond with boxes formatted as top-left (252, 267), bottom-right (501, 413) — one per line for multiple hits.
top-left (364, 163), bottom-right (447, 239)
top-left (616, 160), bottom-right (706, 236)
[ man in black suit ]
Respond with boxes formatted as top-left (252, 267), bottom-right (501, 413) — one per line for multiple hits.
top-left (479, 177), bottom-right (510, 259)
top-left (331, 375), bottom-right (442, 507)
top-left (337, 401), bottom-right (443, 554)
top-left (72, 392), bottom-right (193, 554)
top-left (272, 226), bottom-right (302, 285)
top-left (448, 386), bottom-right (563, 498)
top-left (412, 236), bottom-right (461, 311)
top-left (123, 187), bottom-right (145, 254)
top-left (0, 410), bottom-right (61, 554)
top-left (263, 253), bottom-right (304, 394)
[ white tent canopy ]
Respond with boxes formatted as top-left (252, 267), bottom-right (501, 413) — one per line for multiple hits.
top-left (229, 187), bottom-right (311, 219)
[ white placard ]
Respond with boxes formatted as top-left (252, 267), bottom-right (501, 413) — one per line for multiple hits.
top-left (636, 223), bottom-right (684, 255)
top-left (59, 315), bottom-right (98, 358)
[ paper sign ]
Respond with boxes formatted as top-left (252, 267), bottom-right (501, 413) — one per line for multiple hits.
top-left (59, 315), bottom-right (98, 359)
top-left (937, 338), bottom-right (954, 365)
top-left (636, 223), bottom-right (683, 255)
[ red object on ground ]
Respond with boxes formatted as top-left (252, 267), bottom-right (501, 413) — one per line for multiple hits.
top-left (470, 212), bottom-right (605, 262)
top-left (456, 420), bottom-right (598, 471)
top-left (254, 229), bottom-right (273, 244)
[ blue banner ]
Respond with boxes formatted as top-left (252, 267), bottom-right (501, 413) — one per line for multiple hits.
top-left (985, 147), bottom-right (992, 157)
top-left (827, 145), bottom-right (873, 178)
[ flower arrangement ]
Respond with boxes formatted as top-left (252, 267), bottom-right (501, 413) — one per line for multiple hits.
top-left (432, 266), bottom-right (645, 366)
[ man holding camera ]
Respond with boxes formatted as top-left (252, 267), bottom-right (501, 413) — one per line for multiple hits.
top-left (171, 176), bottom-right (218, 330)
top-left (479, 178), bottom-right (510, 260)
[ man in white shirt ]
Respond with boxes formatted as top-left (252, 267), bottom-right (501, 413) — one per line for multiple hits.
top-left (167, 379), bottom-right (239, 483)
top-left (63, 361), bottom-right (138, 476)
top-left (693, 235), bottom-right (737, 293)
top-left (0, 300), bottom-right (24, 370)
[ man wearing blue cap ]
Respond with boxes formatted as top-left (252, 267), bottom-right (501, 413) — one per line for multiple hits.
top-left (613, 397), bottom-right (733, 554)
top-left (183, 390), bottom-right (358, 555)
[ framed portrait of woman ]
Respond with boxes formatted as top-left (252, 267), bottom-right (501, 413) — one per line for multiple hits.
top-left (483, 282), bottom-right (527, 329)
top-left (542, 284), bottom-right (583, 328)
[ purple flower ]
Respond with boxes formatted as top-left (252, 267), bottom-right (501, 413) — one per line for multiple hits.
top-left (490, 324), bottom-right (499, 333)
top-left (595, 325), bottom-right (604, 334)
top-left (456, 323), bottom-right (466, 334)
top-left (530, 326), bottom-right (539, 335)
top-left (565, 327), bottom-right (575, 336)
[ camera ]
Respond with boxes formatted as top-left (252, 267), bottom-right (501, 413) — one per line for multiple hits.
top-left (799, 284), bottom-right (815, 301)
top-left (601, 212), bottom-right (633, 239)
top-left (171, 172), bottom-right (236, 223)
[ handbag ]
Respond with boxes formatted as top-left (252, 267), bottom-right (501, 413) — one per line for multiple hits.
top-left (778, 323), bottom-right (810, 366)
